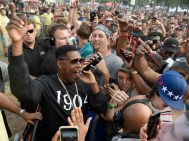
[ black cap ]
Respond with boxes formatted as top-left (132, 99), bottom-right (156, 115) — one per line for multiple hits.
top-left (163, 38), bottom-right (179, 54)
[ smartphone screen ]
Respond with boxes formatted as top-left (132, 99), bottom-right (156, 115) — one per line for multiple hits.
top-left (60, 127), bottom-right (78, 141)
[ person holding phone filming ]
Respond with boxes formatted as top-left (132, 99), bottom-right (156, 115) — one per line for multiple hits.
top-left (140, 111), bottom-right (189, 141)
top-left (7, 3), bottom-right (107, 141)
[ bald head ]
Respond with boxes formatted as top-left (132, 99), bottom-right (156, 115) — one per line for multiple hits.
top-left (123, 103), bottom-right (152, 134)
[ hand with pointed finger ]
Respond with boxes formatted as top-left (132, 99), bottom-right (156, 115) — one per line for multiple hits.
top-left (6, 2), bottom-right (28, 43)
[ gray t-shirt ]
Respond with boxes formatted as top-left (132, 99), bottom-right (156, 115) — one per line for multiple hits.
top-left (104, 53), bottom-right (123, 80)
top-left (92, 53), bottom-right (123, 86)
top-left (0, 61), bottom-right (9, 93)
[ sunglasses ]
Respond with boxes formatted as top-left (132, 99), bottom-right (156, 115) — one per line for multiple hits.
top-left (26, 29), bottom-right (34, 34)
top-left (59, 57), bottom-right (85, 65)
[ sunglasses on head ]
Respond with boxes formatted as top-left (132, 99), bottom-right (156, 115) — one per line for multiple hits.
top-left (26, 29), bottom-right (34, 34)
top-left (59, 57), bottom-right (85, 65)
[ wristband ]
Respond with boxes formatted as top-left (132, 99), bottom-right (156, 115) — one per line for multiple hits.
top-left (108, 102), bottom-right (117, 109)
top-left (19, 109), bottom-right (26, 115)
top-left (131, 71), bottom-right (138, 75)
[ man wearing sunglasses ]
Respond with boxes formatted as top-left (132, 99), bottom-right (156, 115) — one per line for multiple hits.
top-left (9, 19), bottom-right (48, 114)
top-left (22, 19), bottom-right (47, 78)
top-left (7, 3), bottom-right (107, 141)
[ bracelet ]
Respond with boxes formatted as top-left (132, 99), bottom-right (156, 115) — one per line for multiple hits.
top-left (19, 109), bottom-right (26, 115)
top-left (131, 71), bottom-right (138, 75)
top-left (108, 102), bottom-right (117, 109)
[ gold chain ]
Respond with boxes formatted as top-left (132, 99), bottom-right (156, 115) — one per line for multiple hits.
top-left (57, 74), bottom-right (79, 108)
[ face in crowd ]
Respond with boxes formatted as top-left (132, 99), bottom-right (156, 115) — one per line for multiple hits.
top-left (117, 70), bottom-right (134, 93)
top-left (153, 92), bottom-right (168, 110)
top-left (1, 9), bottom-right (6, 16)
top-left (54, 29), bottom-right (72, 48)
top-left (57, 51), bottom-right (85, 83)
top-left (91, 29), bottom-right (109, 52)
top-left (168, 24), bottom-right (175, 34)
top-left (23, 23), bottom-right (37, 45)
top-left (161, 49), bottom-right (175, 60)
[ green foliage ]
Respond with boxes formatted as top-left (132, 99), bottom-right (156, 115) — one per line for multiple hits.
top-left (40, 0), bottom-right (46, 3)
top-left (138, 0), bottom-right (149, 7)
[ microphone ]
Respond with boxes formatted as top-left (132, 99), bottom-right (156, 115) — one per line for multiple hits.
top-left (82, 54), bottom-right (102, 72)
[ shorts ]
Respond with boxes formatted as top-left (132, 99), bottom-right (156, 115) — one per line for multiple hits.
top-left (0, 33), bottom-right (10, 47)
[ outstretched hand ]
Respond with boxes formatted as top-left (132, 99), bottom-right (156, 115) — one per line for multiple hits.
top-left (6, 2), bottom-right (28, 43)
top-left (68, 107), bottom-right (92, 141)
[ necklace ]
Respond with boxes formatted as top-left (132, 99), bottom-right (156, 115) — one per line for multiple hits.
top-left (57, 74), bottom-right (79, 108)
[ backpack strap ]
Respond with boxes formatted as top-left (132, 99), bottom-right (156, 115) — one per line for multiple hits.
top-left (122, 98), bottom-right (151, 112)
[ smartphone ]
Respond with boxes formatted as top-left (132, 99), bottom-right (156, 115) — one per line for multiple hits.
top-left (107, 78), bottom-right (117, 89)
top-left (147, 112), bottom-right (161, 140)
top-left (59, 126), bottom-right (79, 141)
top-left (120, 48), bottom-right (131, 62)
top-left (90, 11), bottom-right (97, 22)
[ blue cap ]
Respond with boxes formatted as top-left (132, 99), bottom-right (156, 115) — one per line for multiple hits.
top-left (93, 24), bottom-right (110, 39)
top-left (158, 70), bottom-right (187, 111)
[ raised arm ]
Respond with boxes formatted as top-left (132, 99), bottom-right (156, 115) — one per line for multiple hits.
top-left (134, 42), bottom-right (160, 85)
top-left (71, 0), bottom-right (81, 31)
top-left (7, 3), bottom-right (43, 104)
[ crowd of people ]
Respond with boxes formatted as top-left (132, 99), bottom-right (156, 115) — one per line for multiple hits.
top-left (0, 0), bottom-right (189, 141)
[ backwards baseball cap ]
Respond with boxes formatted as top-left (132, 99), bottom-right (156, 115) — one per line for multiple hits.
top-left (163, 38), bottom-right (179, 54)
top-left (93, 24), bottom-right (110, 38)
top-left (158, 70), bottom-right (187, 110)
top-left (119, 63), bottom-right (131, 76)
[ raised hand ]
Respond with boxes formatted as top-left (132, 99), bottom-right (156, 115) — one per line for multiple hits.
top-left (68, 107), bottom-right (92, 141)
top-left (121, 48), bottom-right (134, 68)
top-left (135, 40), bottom-right (152, 57)
top-left (6, 2), bottom-right (28, 43)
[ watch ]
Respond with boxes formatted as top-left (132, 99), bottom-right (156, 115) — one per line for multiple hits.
top-left (19, 109), bottom-right (26, 115)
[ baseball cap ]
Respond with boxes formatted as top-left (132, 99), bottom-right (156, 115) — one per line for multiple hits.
top-left (157, 70), bottom-right (187, 110)
top-left (175, 26), bottom-right (183, 31)
top-left (171, 57), bottom-right (189, 74)
top-left (119, 63), bottom-right (131, 76)
top-left (163, 38), bottom-right (179, 54)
